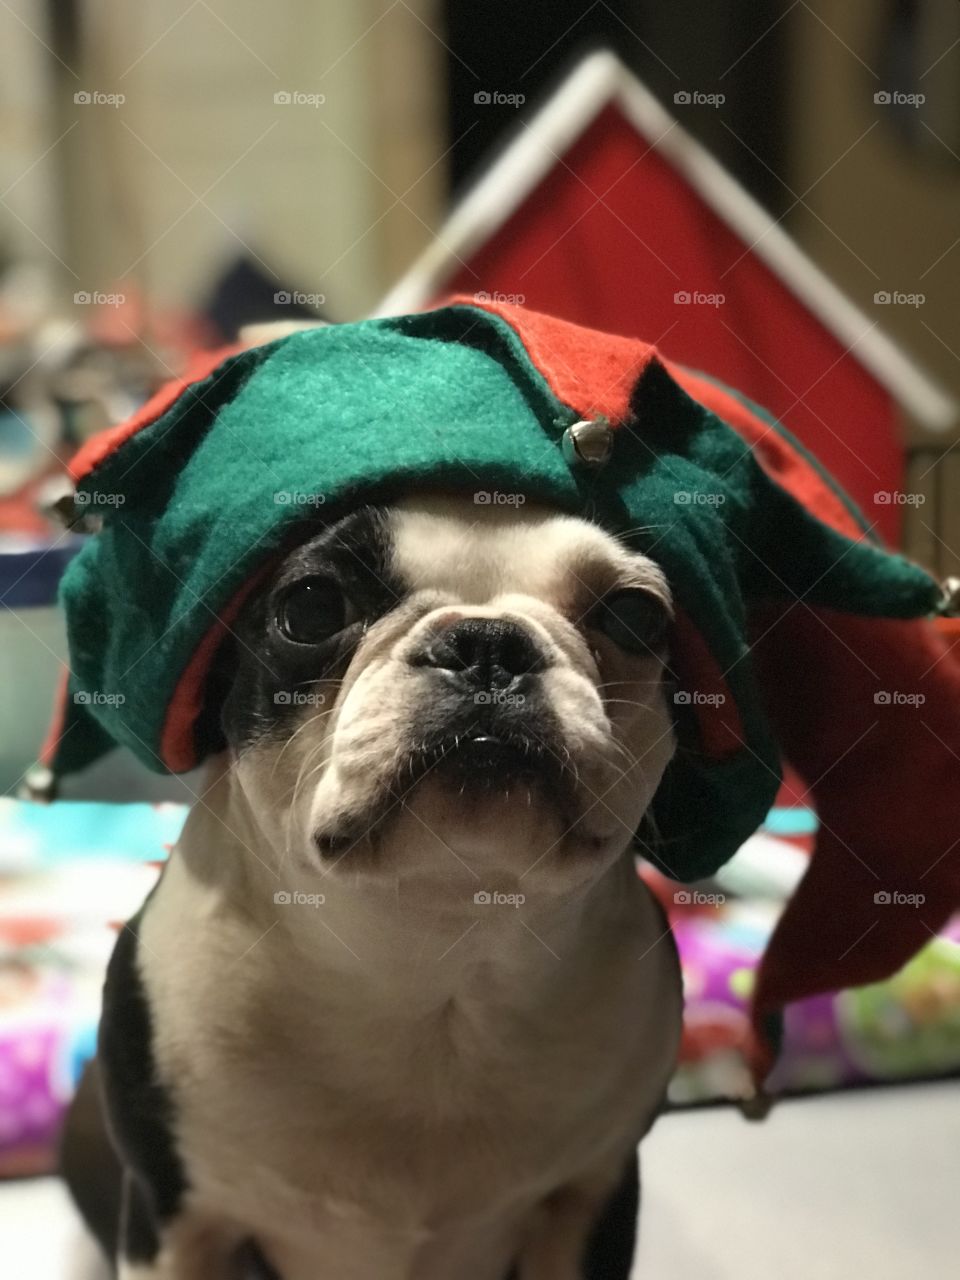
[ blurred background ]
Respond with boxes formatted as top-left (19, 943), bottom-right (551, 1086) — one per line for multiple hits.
top-left (0, 3), bottom-right (958, 1277)
top-left (2, 0), bottom-right (958, 791)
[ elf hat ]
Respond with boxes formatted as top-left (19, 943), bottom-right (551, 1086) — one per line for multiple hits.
top-left (42, 299), bottom-right (960, 1091)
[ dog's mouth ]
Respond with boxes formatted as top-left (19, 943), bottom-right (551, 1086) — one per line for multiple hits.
top-left (406, 728), bottom-right (566, 793)
top-left (313, 724), bottom-right (573, 861)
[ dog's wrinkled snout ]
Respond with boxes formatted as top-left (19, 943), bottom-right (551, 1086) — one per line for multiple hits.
top-left (414, 617), bottom-right (546, 692)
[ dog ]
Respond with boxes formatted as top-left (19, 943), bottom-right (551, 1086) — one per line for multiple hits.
top-left (62, 493), bottom-right (683, 1279)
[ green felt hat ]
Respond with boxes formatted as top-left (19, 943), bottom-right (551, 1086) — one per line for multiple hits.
top-left (45, 300), bottom-right (938, 883)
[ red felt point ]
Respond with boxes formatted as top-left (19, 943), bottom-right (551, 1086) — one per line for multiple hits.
top-left (452, 294), bottom-right (657, 425)
top-left (747, 606), bottom-right (960, 1086)
top-left (459, 296), bottom-right (871, 546)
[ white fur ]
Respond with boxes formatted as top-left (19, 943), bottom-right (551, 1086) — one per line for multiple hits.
top-left (132, 497), bottom-right (683, 1278)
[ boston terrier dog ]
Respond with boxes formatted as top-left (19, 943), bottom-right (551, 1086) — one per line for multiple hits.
top-left (62, 494), bottom-right (683, 1280)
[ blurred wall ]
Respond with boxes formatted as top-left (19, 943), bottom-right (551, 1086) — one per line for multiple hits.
top-left (2, 0), bottom-right (957, 575)
top-left (0, 0), bottom-right (446, 318)
top-left (0, 0), bottom-right (61, 271)
top-left (438, 0), bottom-right (960, 576)
top-left (789, 0), bottom-right (960, 574)
top-left (790, 0), bottom-right (960, 419)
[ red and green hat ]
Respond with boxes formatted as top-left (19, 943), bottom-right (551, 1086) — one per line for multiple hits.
top-left (43, 299), bottom-right (960, 1088)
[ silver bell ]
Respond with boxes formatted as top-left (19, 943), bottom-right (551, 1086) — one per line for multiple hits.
top-left (561, 418), bottom-right (613, 469)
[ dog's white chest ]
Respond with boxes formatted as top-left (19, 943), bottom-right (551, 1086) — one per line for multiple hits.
top-left (139, 849), bottom-right (681, 1279)
top-left (170, 1025), bottom-right (604, 1278)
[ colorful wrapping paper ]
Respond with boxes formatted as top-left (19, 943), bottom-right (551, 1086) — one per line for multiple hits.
top-left (0, 799), bottom-right (957, 1176)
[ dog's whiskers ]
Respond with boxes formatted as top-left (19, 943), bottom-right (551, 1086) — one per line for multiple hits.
top-left (603, 697), bottom-right (657, 712)
top-left (270, 706), bottom-right (333, 783)
top-left (277, 734), bottom-right (337, 868)
top-left (595, 679), bottom-right (666, 690)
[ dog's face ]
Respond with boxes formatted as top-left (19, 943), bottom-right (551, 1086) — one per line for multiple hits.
top-left (221, 496), bottom-right (675, 895)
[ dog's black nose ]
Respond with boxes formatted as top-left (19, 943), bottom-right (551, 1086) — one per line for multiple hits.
top-left (419, 617), bottom-right (545, 686)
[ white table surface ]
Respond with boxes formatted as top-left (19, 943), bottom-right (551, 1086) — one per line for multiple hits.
top-left (1, 1081), bottom-right (956, 1279)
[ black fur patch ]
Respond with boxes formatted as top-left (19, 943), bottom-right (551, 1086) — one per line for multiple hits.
top-left (59, 1058), bottom-right (125, 1261)
top-left (221, 506), bottom-right (403, 751)
top-left (502, 1156), bottom-right (640, 1279)
top-left (581, 1153), bottom-right (640, 1280)
top-left (98, 907), bottom-right (188, 1245)
top-left (120, 1170), bottom-right (162, 1264)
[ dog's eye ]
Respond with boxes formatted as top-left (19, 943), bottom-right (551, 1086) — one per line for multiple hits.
top-left (591, 589), bottom-right (668, 655)
top-left (276, 578), bottom-right (347, 644)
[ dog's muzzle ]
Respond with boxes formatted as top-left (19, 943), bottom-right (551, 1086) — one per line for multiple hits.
top-left (406, 616), bottom-right (562, 789)
top-left (412, 616), bottom-right (547, 687)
